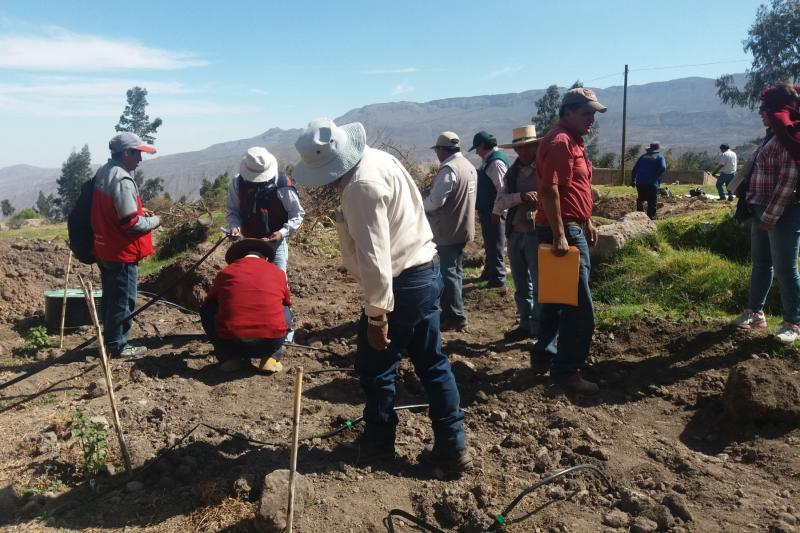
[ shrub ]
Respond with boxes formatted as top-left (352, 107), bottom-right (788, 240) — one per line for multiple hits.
top-left (25, 326), bottom-right (50, 351)
top-left (69, 410), bottom-right (108, 477)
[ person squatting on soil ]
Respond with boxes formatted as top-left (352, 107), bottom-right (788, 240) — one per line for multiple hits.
top-left (91, 132), bottom-right (161, 358)
top-left (293, 118), bottom-right (472, 474)
top-left (470, 130), bottom-right (509, 288)
top-left (493, 125), bottom-right (544, 340)
top-left (630, 142), bottom-right (668, 220)
top-left (711, 143), bottom-right (738, 201)
top-left (423, 131), bottom-right (477, 332)
top-left (533, 88), bottom-right (606, 395)
top-left (225, 146), bottom-right (305, 274)
top-left (733, 83), bottom-right (800, 344)
top-left (200, 238), bottom-right (293, 373)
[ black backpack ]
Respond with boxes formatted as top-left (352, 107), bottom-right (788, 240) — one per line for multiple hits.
top-left (67, 178), bottom-right (96, 264)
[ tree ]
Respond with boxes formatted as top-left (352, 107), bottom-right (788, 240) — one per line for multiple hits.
top-left (1, 199), bottom-right (14, 217)
top-left (36, 191), bottom-right (61, 222)
top-left (140, 177), bottom-right (165, 203)
top-left (624, 144), bottom-right (643, 166)
top-left (115, 86), bottom-right (162, 143)
top-left (533, 85), bottom-right (561, 136)
top-left (57, 145), bottom-right (92, 218)
top-left (596, 153), bottom-right (616, 168)
top-left (716, 0), bottom-right (800, 109)
top-left (199, 172), bottom-right (231, 209)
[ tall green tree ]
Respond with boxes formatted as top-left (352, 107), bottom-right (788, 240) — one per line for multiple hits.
top-left (533, 85), bottom-right (561, 136)
top-left (140, 177), bottom-right (165, 203)
top-left (36, 191), bottom-right (61, 222)
top-left (199, 172), bottom-right (230, 209)
top-left (1, 199), bottom-right (14, 217)
top-left (115, 86), bottom-right (162, 143)
top-left (57, 145), bottom-right (92, 218)
top-left (716, 0), bottom-right (800, 109)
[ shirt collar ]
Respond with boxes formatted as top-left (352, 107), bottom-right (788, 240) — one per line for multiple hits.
top-left (554, 121), bottom-right (585, 146)
top-left (442, 152), bottom-right (460, 165)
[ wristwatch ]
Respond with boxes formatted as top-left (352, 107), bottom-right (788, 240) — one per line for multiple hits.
top-left (367, 316), bottom-right (388, 327)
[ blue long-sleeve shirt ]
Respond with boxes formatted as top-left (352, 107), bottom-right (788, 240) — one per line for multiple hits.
top-left (631, 149), bottom-right (667, 187)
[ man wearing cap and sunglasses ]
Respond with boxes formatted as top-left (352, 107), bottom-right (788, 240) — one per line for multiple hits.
top-left (423, 131), bottom-right (477, 332)
top-left (293, 118), bottom-right (471, 474)
top-left (533, 87), bottom-right (607, 394)
top-left (91, 132), bottom-right (161, 358)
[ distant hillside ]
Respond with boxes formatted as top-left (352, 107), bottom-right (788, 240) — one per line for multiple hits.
top-left (0, 75), bottom-right (764, 206)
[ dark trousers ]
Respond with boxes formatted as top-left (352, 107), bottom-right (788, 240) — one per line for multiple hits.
top-left (477, 211), bottom-right (507, 284)
top-left (532, 223), bottom-right (594, 378)
top-left (354, 258), bottom-right (466, 451)
top-left (636, 184), bottom-right (658, 220)
top-left (437, 243), bottom-right (467, 324)
top-left (199, 300), bottom-right (290, 362)
top-left (98, 259), bottom-right (137, 354)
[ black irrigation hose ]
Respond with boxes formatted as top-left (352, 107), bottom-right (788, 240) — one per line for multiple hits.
top-left (0, 236), bottom-right (229, 392)
top-left (386, 464), bottom-right (614, 533)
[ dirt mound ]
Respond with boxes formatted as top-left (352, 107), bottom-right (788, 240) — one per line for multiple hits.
top-left (723, 358), bottom-right (800, 424)
top-left (593, 195), bottom-right (724, 220)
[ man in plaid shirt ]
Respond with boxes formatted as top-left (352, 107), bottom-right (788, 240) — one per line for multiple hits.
top-left (734, 83), bottom-right (800, 344)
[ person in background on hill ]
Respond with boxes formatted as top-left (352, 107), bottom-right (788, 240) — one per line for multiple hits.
top-left (534, 87), bottom-right (606, 394)
top-left (630, 142), bottom-right (668, 219)
top-left (492, 125), bottom-right (543, 340)
top-left (710, 144), bottom-right (738, 201)
top-left (91, 132), bottom-right (161, 358)
top-left (226, 147), bottom-right (305, 274)
top-left (733, 83), bottom-right (800, 344)
top-left (470, 131), bottom-right (509, 288)
top-left (293, 118), bottom-right (471, 474)
top-left (200, 238), bottom-right (293, 373)
top-left (423, 131), bottom-right (477, 332)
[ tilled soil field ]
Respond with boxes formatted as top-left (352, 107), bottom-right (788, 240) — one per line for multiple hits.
top-left (0, 222), bottom-right (799, 532)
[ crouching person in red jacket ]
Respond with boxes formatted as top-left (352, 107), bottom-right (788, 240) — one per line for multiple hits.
top-left (200, 238), bottom-right (293, 373)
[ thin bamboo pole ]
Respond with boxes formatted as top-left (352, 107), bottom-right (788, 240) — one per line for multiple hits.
top-left (78, 274), bottom-right (133, 478)
top-left (286, 366), bottom-right (304, 532)
top-left (58, 250), bottom-right (74, 349)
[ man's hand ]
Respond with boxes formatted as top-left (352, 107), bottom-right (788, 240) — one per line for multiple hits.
top-left (367, 321), bottom-right (390, 351)
top-left (585, 219), bottom-right (598, 247)
top-left (142, 208), bottom-right (155, 216)
top-left (491, 213), bottom-right (501, 225)
top-left (520, 191), bottom-right (538, 207)
top-left (262, 231), bottom-right (283, 243)
top-left (551, 233), bottom-right (570, 256)
top-left (229, 227), bottom-right (241, 238)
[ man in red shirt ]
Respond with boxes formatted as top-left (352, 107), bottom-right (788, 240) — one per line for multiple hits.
top-left (200, 238), bottom-right (293, 373)
top-left (533, 87), bottom-right (606, 394)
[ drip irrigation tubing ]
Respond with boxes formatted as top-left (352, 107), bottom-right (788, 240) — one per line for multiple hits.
top-left (0, 235), bottom-right (229, 392)
top-left (386, 464), bottom-right (614, 533)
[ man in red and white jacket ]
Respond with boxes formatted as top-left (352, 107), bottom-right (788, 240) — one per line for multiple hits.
top-left (200, 238), bottom-right (293, 373)
top-left (91, 132), bottom-right (161, 357)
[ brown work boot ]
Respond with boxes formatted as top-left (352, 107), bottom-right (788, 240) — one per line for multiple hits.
top-left (418, 446), bottom-right (474, 474)
top-left (553, 373), bottom-right (599, 395)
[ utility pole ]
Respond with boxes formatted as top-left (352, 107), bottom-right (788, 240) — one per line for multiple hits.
top-left (620, 64), bottom-right (629, 185)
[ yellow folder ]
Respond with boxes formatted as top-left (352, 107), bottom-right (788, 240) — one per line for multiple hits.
top-left (538, 244), bottom-right (580, 306)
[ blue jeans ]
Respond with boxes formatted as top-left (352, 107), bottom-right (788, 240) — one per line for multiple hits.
top-left (532, 223), bottom-right (594, 377)
top-left (354, 258), bottom-right (466, 450)
top-left (273, 239), bottom-right (288, 273)
top-left (478, 211), bottom-right (507, 284)
top-left (716, 173), bottom-right (735, 200)
top-left (199, 300), bottom-right (291, 362)
top-left (748, 204), bottom-right (800, 324)
top-left (507, 231), bottom-right (540, 334)
top-left (98, 259), bottom-right (138, 354)
top-left (437, 243), bottom-right (466, 324)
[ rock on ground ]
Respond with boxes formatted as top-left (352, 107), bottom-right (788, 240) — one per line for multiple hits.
top-left (591, 211), bottom-right (657, 258)
top-left (255, 469), bottom-right (315, 533)
top-left (723, 359), bottom-right (800, 424)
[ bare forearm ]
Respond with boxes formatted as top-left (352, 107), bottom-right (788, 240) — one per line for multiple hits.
top-left (540, 184), bottom-right (564, 238)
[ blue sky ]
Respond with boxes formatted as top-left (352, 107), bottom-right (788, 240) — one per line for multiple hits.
top-left (0, 0), bottom-right (764, 168)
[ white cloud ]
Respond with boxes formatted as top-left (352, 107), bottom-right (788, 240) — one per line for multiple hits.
top-left (487, 65), bottom-right (524, 79)
top-left (0, 27), bottom-right (207, 71)
top-left (390, 81), bottom-right (415, 96)
top-left (362, 67), bottom-right (418, 75)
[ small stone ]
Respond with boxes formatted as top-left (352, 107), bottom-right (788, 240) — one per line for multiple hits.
top-left (489, 410), bottom-right (508, 423)
top-left (777, 513), bottom-right (797, 526)
top-left (36, 431), bottom-right (58, 455)
top-left (736, 488), bottom-right (745, 498)
top-left (630, 516), bottom-right (658, 533)
top-left (475, 391), bottom-right (489, 403)
top-left (233, 477), bottom-right (251, 499)
top-left (256, 469), bottom-right (314, 533)
top-left (662, 492), bottom-right (693, 522)
top-left (86, 381), bottom-right (106, 399)
top-left (603, 509), bottom-right (631, 528)
top-left (546, 485), bottom-right (566, 500)
top-left (125, 481), bottom-right (144, 493)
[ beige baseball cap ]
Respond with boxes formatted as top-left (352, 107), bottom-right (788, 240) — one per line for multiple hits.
top-left (561, 87), bottom-right (607, 113)
top-left (431, 131), bottom-right (460, 149)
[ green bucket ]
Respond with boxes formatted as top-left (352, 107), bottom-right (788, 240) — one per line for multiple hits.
top-left (43, 289), bottom-right (103, 332)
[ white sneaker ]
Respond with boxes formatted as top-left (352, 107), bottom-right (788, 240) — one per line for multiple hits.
top-left (733, 310), bottom-right (767, 329)
top-left (775, 322), bottom-right (800, 344)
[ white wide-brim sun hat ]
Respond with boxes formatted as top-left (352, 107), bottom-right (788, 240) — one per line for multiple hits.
top-left (293, 118), bottom-right (366, 187)
top-left (240, 147), bottom-right (278, 183)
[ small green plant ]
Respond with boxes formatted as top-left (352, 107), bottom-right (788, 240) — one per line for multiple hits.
top-left (69, 410), bottom-right (108, 477)
top-left (26, 326), bottom-right (50, 351)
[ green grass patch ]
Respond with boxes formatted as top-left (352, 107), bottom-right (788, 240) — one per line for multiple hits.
top-left (657, 210), bottom-right (751, 264)
top-left (594, 184), bottom-right (704, 198)
top-left (0, 222), bottom-right (68, 241)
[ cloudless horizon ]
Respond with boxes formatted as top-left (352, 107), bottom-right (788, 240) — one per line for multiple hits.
top-left (0, 0), bottom-right (766, 168)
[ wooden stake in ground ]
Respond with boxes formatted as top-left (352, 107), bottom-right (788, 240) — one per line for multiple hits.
top-left (58, 250), bottom-right (74, 349)
top-left (286, 366), bottom-right (304, 533)
top-left (78, 274), bottom-right (133, 478)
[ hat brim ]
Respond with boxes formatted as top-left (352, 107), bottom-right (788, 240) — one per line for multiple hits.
top-left (135, 145), bottom-right (157, 154)
top-left (499, 138), bottom-right (541, 149)
top-left (225, 238), bottom-right (277, 264)
top-left (240, 166), bottom-right (277, 183)
top-left (586, 101), bottom-right (607, 113)
top-left (293, 123), bottom-right (366, 187)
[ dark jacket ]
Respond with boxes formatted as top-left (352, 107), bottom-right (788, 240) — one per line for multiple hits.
top-left (631, 149), bottom-right (667, 187)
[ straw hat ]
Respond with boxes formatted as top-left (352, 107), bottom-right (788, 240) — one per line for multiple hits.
top-left (293, 118), bottom-right (367, 187)
top-left (240, 147), bottom-right (278, 183)
top-left (499, 125), bottom-right (541, 148)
